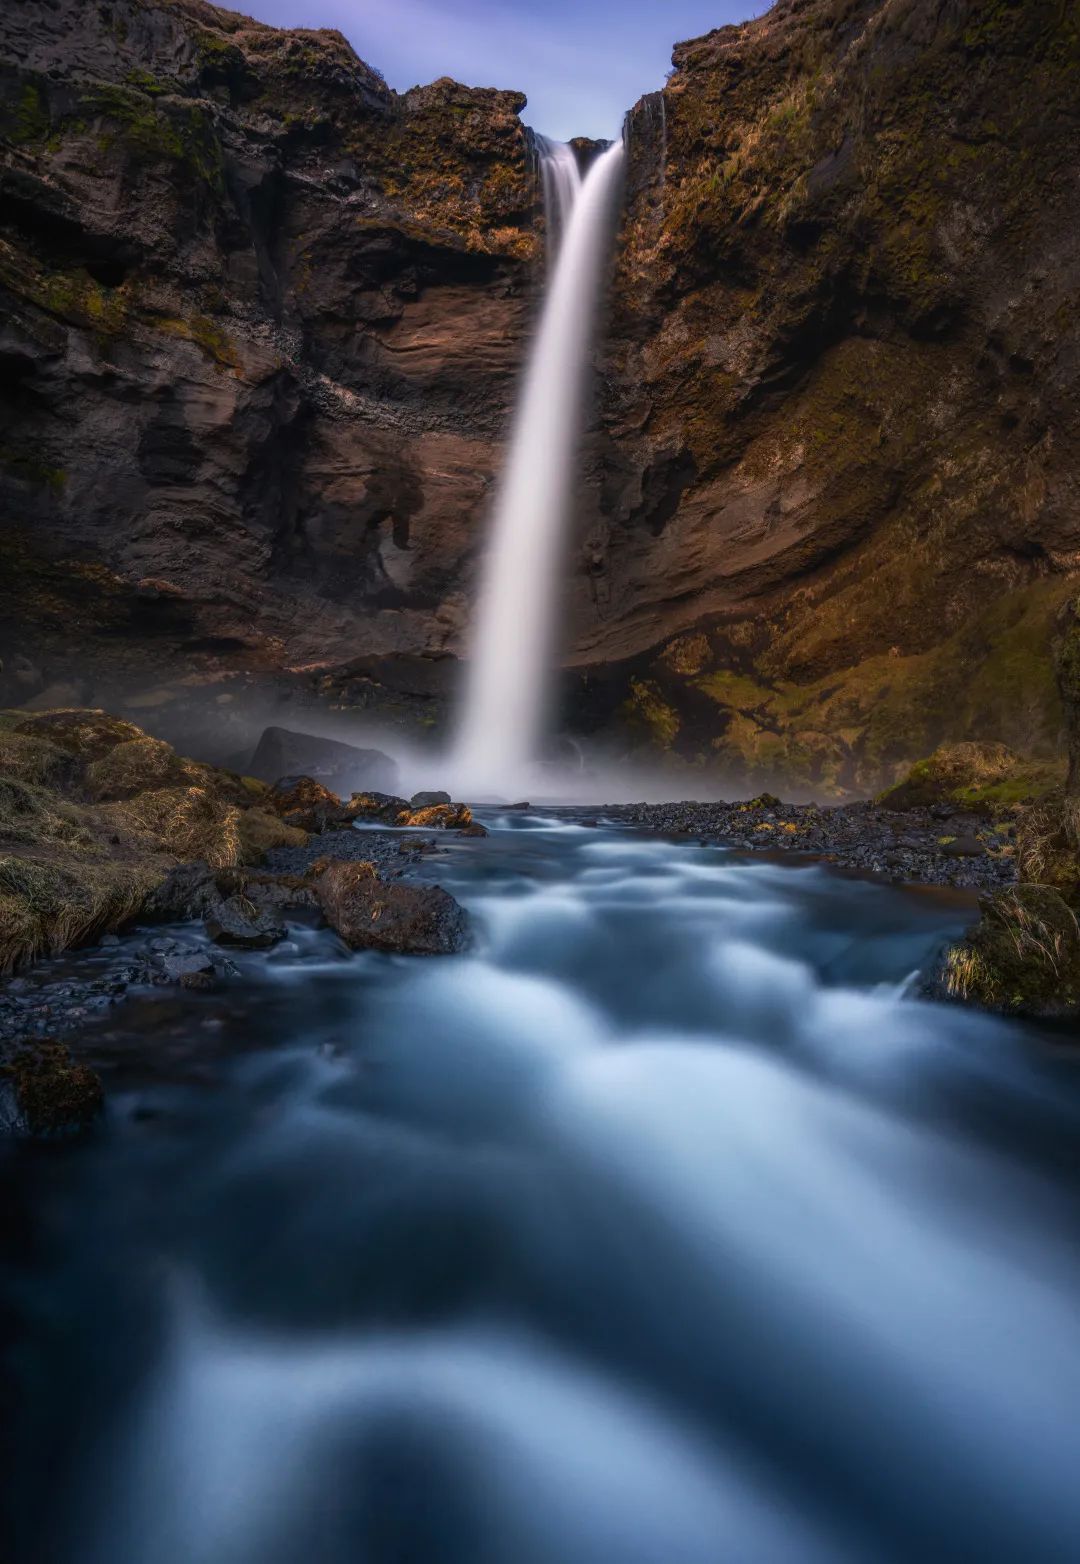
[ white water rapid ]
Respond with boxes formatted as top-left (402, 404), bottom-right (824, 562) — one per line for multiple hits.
top-left (449, 137), bottom-right (625, 798)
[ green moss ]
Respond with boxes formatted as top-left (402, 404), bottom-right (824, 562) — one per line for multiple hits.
top-left (156, 313), bottom-right (238, 368)
top-left (0, 446), bottom-right (66, 492)
top-left (85, 85), bottom-right (224, 192)
top-left (621, 679), bottom-right (681, 748)
top-left (694, 670), bottom-right (772, 709)
top-left (7, 82), bottom-right (50, 145)
top-left (123, 68), bottom-right (165, 97)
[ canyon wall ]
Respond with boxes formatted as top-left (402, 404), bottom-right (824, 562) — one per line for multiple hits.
top-left (2, 0), bottom-right (1079, 789)
top-left (0, 0), bottom-right (535, 751)
top-left (571, 0), bottom-right (1080, 792)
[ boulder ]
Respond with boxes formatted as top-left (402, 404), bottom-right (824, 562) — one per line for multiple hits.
top-left (410, 790), bottom-right (452, 807)
top-left (939, 884), bottom-right (1080, 1018)
top-left (0, 1040), bottom-right (103, 1136)
top-left (314, 861), bottom-right (469, 955)
top-left (880, 744), bottom-right (1060, 813)
top-left (941, 835), bottom-right (987, 857)
top-left (399, 802), bottom-right (472, 829)
top-left (249, 727), bottom-right (398, 795)
top-left (205, 896), bottom-right (286, 949)
top-left (342, 791), bottom-right (412, 824)
top-left (458, 822), bottom-right (489, 838)
top-left (266, 775), bottom-right (342, 832)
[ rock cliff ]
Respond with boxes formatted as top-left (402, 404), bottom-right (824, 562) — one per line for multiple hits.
top-left (571, 0), bottom-right (1080, 792)
top-left (2, 0), bottom-right (1079, 792)
top-left (0, 0), bottom-right (535, 751)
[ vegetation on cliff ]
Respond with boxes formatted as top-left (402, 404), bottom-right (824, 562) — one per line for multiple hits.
top-left (580, 0), bottom-right (1080, 790)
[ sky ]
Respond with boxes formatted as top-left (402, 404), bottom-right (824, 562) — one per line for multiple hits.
top-left (244, 0), bottom-right (765, 141)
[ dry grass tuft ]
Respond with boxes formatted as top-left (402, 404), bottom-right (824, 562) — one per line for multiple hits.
top-left (0, 856), bottom-right (161, 974)
top-left (236, 808), bottom-right (307, 864)
top-left (85, 735), bottom-right (193, 801)
top-left (101, 786), bottom-right (242, 869)
top-left (0, 729), bottom-right (75, 790)
top-left (1015, 795), bottom-right (1080, 900)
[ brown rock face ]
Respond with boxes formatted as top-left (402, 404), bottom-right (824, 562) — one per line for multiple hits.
top-left (565, 0), bottom-right (1080, 792)
top-left (0, 0), bottom-right (537, 726)
top-left (314, 859), bottom-right (469, 954)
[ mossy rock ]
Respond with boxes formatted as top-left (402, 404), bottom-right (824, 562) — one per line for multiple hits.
top-left (1, 1040), bottom-right (103, 1137)
top-left (12, 708), bottom-right (146, 762)
top-left (940, 884), bottom-right (1080, 1018)
top-left (880, 743), bottom-right (1061, 813)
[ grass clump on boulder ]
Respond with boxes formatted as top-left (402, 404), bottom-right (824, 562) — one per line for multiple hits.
top-left (941, 885), bottom-right (1080, 1019)
top-left (880, 743), bottom-right (1062, 813)
top-left (0, 706), bottom-right (310, 972)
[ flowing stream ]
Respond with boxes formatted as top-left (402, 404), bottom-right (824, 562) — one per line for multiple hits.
top-left (3, 816), bottom-right (1080, 1562)
top-left (450, 141), bottom-right (625, 797)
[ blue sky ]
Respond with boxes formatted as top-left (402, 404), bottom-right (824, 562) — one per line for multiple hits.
top-left (245, 1), bottom-right (764, 140)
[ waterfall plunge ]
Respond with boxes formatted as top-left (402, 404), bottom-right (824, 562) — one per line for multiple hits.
top-left (449, 137), bottom-right (625, 798)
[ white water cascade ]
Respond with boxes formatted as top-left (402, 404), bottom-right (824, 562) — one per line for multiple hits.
top-left (449, 136), bottom-right (625, 797)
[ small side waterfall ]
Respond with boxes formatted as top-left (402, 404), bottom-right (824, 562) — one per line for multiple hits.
top-left (449, 137), bottom-right (625, 796)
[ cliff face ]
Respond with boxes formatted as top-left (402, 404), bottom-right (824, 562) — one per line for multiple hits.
top-left (2, 0), bottom-right (1079, 792)
top-left (571, 0), bottom-right (1080, 792)
top-left (0, 0), bottom-right (534, 743)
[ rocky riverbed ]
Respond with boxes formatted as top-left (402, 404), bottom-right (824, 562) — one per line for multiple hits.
top-left (604, 797), bottom-right (1017, 892)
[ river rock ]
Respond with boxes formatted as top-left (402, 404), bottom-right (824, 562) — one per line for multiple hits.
top-left (941, 835), bottom-right (987, 857)
top-left (342, 792), bottom-right (412, 824)
top-left (400, 803), bottom-right (472, 829)
top-left (267, 775), bottom-right (343, 832)
top-left (205, 897), bottom-right (286, 949)
top-left (0, 1040), bottom-right (103, 1137)
top-left (410, 791), bottom-right (452, 807)
top-left (250, 728), bottom-right (398, 796)
top-left (314, 862), bottom-right (469, 955)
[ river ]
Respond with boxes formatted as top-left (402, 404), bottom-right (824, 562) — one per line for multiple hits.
top-left (3, 812), bottom-right (1080, 1562)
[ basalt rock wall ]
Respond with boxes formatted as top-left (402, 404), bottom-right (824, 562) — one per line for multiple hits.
top-left (0, 0), bottom-right (536, 751)
top-left (570, 0), bottom-right (1080, 793)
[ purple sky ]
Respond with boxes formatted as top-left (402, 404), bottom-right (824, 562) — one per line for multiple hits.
top-left (242, 0), bottom-right (765, 140)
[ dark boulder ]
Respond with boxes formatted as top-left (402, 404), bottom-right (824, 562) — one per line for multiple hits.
top-left (410, 790), bottom-right (452, 807)
top-left (941, 835), bottom-right (987, 857)
top-left (342, 791), bottom-right (412, 824)
top-left (399, 802), bottom-right (473, 829)
top-left (938, 884), bottom-right (1080, 1018)
top-left (267, 775), bottom-right (343, 832)
top-left (249, 727), bottom-right (398, 796)
top-left (314, 861), bottom-right (469, 955)
top-left (0, 1040), bottom-right (103, 1137)
top-left (205, 896), bottom-right (286, 949)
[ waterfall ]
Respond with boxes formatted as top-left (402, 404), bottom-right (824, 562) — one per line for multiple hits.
top-left (532, 133), bottom-right (581, 260)
top-left (449, 137), bottom-right (625, 797)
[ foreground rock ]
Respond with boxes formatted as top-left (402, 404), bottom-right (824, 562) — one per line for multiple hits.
top-left (936, 620), bottom-right (1080, 1020)
top-left (250, 729), bottom-right (398, 797)
top-left (314, 861), bottom-right (469, 955)
top-left (0, 706), bottom-right (306, 975)
top-left (937, 886), bottom-right (1080, 1019)
top-left (0, 1039), bottom-right (103, 1137)
top-left (879, 744), bottom-right (1061, 814)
